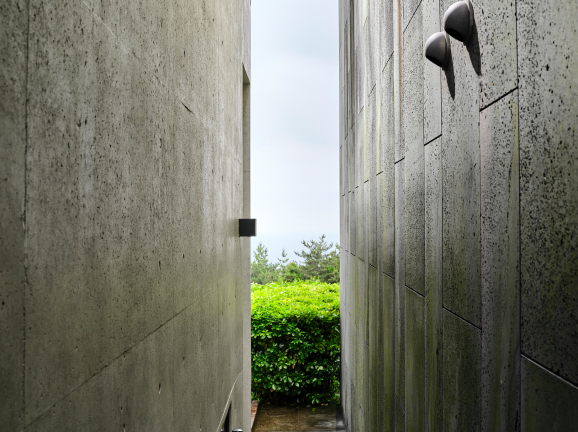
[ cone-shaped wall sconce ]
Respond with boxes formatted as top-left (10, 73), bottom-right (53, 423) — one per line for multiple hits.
top-left (443, 0), bottom-right (473, 43)
top-left (424, 32), bottom-right (450, 69)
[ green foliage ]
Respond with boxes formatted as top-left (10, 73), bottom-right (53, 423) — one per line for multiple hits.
top-left (250, 235), bottom-right (340, 284)
top-left (322, 248), bottom-right (340, 284)
top-left (251, 280), bottom-right (340, 405)
top-left (295, 235), bottom-right (340, 283)
top-left (282, 261), bottom-right (303, 282)
top-left (251, 242), bottom-right (280, 285)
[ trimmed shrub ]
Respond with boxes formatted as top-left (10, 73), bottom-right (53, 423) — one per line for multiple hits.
top-left (251, 280), bottom-right (340, 405)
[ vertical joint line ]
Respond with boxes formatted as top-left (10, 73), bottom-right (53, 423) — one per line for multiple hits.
top-left (23, 0), bottom-right (32, 421)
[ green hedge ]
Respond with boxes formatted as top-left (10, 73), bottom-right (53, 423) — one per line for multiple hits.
top-left (251, 280), bottom-right (340, 405)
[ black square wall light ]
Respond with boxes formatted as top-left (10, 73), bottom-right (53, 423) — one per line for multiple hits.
top-left (239, 219), bottom-right (256, 237)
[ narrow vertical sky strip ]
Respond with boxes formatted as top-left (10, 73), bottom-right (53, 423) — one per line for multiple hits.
top-left (252, 0), bottom-right (340, 263)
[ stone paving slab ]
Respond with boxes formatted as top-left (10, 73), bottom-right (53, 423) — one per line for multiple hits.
top-left (252, 404), bottom-right (345, 432)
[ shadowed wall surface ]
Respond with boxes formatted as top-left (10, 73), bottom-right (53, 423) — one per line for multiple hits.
top-left (338, 0), bottom-right (578, 430)
top-left (1, 0), bottom-right (251, 431)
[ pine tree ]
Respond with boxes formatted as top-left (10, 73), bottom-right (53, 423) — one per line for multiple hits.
top-left (320, 246), bottom-right (340, 284)
top-left (251, 242), bottom-right (280, 285)
top-left (294, 234), bottom-right (338, 282)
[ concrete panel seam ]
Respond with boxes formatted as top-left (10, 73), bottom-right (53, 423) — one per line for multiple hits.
top-left (521, 355), bottom-right (578, 390)
top-left (23, 0), bottom-right (31, 423)
top-left (405, 284), bottom-right (425, 299)
top-left (479, 86), bottom-right (518, 113)
top-left (424, 134), bottom-right (441, 147)
top-left (442, 306), bottom-right (481, 331)
top-left (403, 0), bottom-right (425, 34)
top-left (383, 270), bottom-right (395, 281)
top-left (25, 295), bottom-right (204, 427)
top-left (369, 82), bottom-right (376, 96)
top-left (516, 0), bottom-right (522, 412)
top-left (382, 52), bottom-right (394, 73)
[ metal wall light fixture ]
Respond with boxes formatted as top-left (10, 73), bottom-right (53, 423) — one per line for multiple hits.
top-left (424, 32), bottom-right (451, 69)
top-left (443, 0), bottom-right (473, 43)
top-left (239, 219), bottom-right (256, 237)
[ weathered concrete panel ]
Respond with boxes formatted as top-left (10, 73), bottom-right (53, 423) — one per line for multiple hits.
top-left (346, 12), bottom-right (354, 134)
top-left (3, 0), bottom-right (250, 428)
top-left (0, 0), bottom-right (27, 429)
top-left (378, 58), bottom-right (395, 174)
top-left (395, 160), bottom-right (406, 406)
top-left (425, 138), bottom-right (442, 432)
top-left (521, 357), bottom-right (578, 432)
top-left (349, 129), bottom-right (355, 193)
top-left (365, 3), bottom-right (379, 97)
top-left (342, 193), bottom-right (349, 254)
top-left (357, 258), bottom-right (370, 432)
top-left (406, 288), bottom-right (425, 432)
top-left (403, 5), bottom-right (425, 295)
top-left (242, 0), bottom-right (251, 81)
top-left (379, 170), bottom-right (396, 279)
top-left (28, 321), bottom-right (175, 432)
top-left (369, 266), bottom-right (382, 431)
top-left (369, 176), bottom-right (378, 267)
top-left (340, 0), bottom-right (578, 428)
top-left (518, 0), bottom-right (578, 385)
top-left (361, 264), bottom-right (367, 362)
top-left (340, 139), bottom-right (345, 198)
top-left (357, 182), bottom-right (366, 262)
top-left (357, 109), bottom-right (365, 188)
top-left (480, 91), bottom-right (520, 432)
top-left (367, 88), bottom-right (377, 182)
top-left (380, 0), bottom-right (394, 69)
top-left (403, 0), bottom-right (422, 32)
top-left (25, 2), bottom-right (174, 418)
top-left (350, 189), bottom-right (357, 257)
top-left (422, 0), bottom-right (441, 143)
top-left (345, 192), bottom-right (351, 253)
top-left (348, 256), bottom-right (356, 428)
top-left (378, 61), bottom-right (396, 277)
top-left (443, 310), bottom-right (481, 432)
top-left (396, 397), bottom-right (406, 432)
top-left (393, 0), bottom-right (404, 163)
top-left (441, 0), bottom-right (481, 326)
top-left (357, 44), bottom-right (365, 117)
top-left (174, 295), bottom-right (243, 432)
top-left (476, 0), bottom-right (517, 107)
top-left (401, 6), bottom-right (424, 164)
top-left (383, 273), bottom-right (396, 432)
top-left (340, 249), bottom-right (351, 429)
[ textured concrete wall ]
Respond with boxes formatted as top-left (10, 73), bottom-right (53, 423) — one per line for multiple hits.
top-left (339, 0), bottom-right (578, 430)
top-left (1, 1), bottom-right (251, 431)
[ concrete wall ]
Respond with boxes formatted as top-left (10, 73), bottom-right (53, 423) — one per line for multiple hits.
top-left (339, 0), bottom-right (578, 430)
top-left (1, 0), bottom-right (251, 430)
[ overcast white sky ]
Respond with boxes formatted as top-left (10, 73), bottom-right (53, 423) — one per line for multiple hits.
top-left (251, 0), bottom-right (339, 264)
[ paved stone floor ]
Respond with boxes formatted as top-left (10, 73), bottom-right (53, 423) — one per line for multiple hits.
top-left (252, 404), bottom-right (345, 431)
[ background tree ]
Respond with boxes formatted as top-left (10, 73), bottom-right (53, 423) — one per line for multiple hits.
top-left (251, 236), bottom-right (340, 285)
top-left (295, 234), bottom-right (339, 282)
top-left (320, 247), bottom-right (340, 284)
top-left (251, 242), bottom-right (280, 285)
top-left (282, 261), bottom-right (303, 282)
